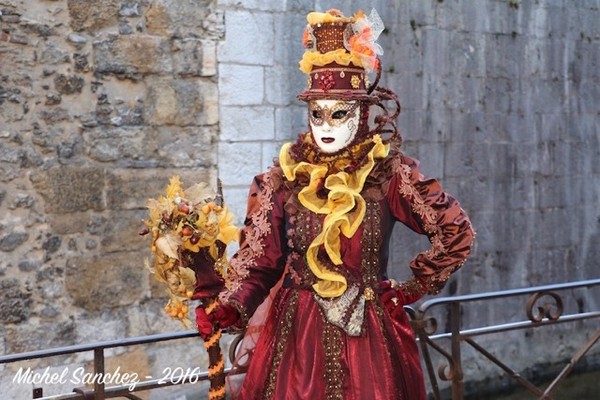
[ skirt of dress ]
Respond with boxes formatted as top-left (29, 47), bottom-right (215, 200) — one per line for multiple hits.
top-left (234, 288), bottom-right (427, 400)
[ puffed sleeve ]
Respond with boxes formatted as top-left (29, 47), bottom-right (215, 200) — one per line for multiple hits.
top-left (218, 169), bottom-right (287, 325)
top-left (386, 153), bottom-right (475, 296)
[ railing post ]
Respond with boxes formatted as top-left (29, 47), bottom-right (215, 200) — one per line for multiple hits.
top-left (32, 387), bottom-right (43, 398)
top-left (450, 301), bottom-right (464, 400)
top-left (94, 348), bottom-right (105, 400)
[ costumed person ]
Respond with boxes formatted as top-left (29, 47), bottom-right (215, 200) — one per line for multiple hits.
top-left (194, 9), bottom-right (475, 399)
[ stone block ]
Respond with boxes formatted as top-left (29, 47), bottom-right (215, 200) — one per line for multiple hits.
top-left (0, 230), bottom-right (29, 252)
top-left (221, 106), bottom-right (274, 141)
top-left (97, 211), bottom-right (149, 253)
top-left (265, 66), bottom-right (295, 106)
top-left (105, 167), bottom-right (214, 211)
top-left (67, 0), bottom-right (120, 32)
top-left (434, 0), bottom-right (463, 31)
top-left (289, 104), bottom-right (308, 138)
top-left (144, 78), bottom-right (218, 126)
top-left (219, 64), bottom-right (264, 106)
top-left (218, 142), bottom-right (262, 186)
top-left (145, 0), bottom-right (216, 38)
top-left (219, 0), bottom-right (286, 11)
top-left (119, 1), bottom-right (141, 17)
top-left (153, 126), bottom-right (219, 168)
top-left (7, 317), bottom-right (77, 356)
top-left (416, 141), bottom-right (445, 180)
top-left (487, 0), bottom-right (520, 35)
top-left (0, 278), bottom-right (31, 324)
top-left (221, 186), bottom-right (252, 228)
top-left (484, 33), bottom-right (525, 80)
top-left (534, 175), bottom-right (573, 210)
top-left (532, 207), bottom-right (575, 249)
top-left (65, 252), bottom-right (148, 312)
top-left (274, 12), bottom-right (306, 67)
top-left (424, 74), bottom-right (451, 112)
top-left (75, 309), bottom-right (128, 343)
top-left (573, 41), bottom-right (600, 81)
top-left (126, 298), bottom-right (183, 336)
top-left (38, 107), bottom-right (71, 124)
top-left (540, 113), bottom-right (568, 143)
top-left (576, 78), bottom-right (600, 115)
top-left (93, 35), bottom-right (173, 79)
top-left (84, 126), bottom-right (145, 163)
top-left (407, 0), bottom-right (437, 27)
top-left (40, 42), bottom-right (71, 65)
top-left (482, 77), bottom-right (517, 115)
top-left (87, 125), bottom-right (213, 170)
top-left (397, 109), bottom-right (424, 143)
top-left (449, 31), bottom-right (487, 78)
top-left (30, 167), bottom-right (105, 213)
top-left (54, 74), bottom-right (85, 95)
top-left (219, 10), bottom-right (274, 65)
top-left (173, 38), bottom-right (217, 77)
top-left (391, 17), bottom-right (424, 73)
top-left (421, 106), bottom-right (452, 143)
top-left (422, 28), bottom-right (451, 77)
top-left (46, 211), bottom-right (90, 235)
top-left (261, 141), bottom-right (283, 171)
top-left (386, 72), bottom-right (425, 111)
top-left (101, 347), bottom-right (150, 386)
top-left (286, 0), bottom-right (314, 12)
top-left (275, 105), bottom-right (307, 142)
top-left (448, 110), bottom-right (486, 145)
top-left (388, 222), bottom-right (430, 278)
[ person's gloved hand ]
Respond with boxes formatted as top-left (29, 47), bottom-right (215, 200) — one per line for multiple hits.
top-left (380, 278), bottom-right (427, 320)
top-left (380, 280), bottom-right (408, 320)
top-left (195, 303), bottom-right (240, 339)
top-left (187, 244), bottom-right (227, 299)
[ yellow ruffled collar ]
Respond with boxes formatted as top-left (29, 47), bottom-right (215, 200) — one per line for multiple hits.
top-left (279, 135), bottom-right (389, 298)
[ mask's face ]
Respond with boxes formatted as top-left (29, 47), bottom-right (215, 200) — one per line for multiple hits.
top-left (309, 99), bottom-right (360, 153)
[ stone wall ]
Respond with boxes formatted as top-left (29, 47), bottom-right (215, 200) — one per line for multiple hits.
top-left (1, 0), bottom-right (599, 398)
top-left (1, 0), bottom-right (222, 398)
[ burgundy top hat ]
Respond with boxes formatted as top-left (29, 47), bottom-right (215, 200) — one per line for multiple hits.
top-left (298, 9), bottom-right (384, 101)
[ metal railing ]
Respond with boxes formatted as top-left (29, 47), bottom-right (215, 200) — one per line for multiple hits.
top-left (411, 278), bottom-right (600, 400)
top-left (1, 278), bottom-right (599, 399)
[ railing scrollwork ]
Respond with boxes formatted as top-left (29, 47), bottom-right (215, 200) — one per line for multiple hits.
top-left (525, 291), bottom-right (563, 323)
top-left (412, 279), bottom-right (600, 399)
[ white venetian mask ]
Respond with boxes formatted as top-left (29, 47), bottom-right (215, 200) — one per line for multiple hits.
top-left (309, 99), bottom-right (360, 154)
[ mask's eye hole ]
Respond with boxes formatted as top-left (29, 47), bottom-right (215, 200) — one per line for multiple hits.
top-left (332, 110), bottom-right (347, 119)
top-left (312, 110), bottom-right (322, 119)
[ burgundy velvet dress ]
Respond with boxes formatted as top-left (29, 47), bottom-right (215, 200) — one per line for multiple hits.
top-left (220, 147), bottom-right (474, 400)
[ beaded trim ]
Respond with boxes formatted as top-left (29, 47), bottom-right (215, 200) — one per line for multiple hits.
top-left (361, 199), bottom-right (383, 287)
top-left (399, 278), bottom-right (427, 300)
top-left (295, 210), bottom-right (322, 285)
top-left (261, 290), bottom-right (298, 399)
top-left (219, 171), bottom-right (275, 304)
top-left (322, 309), bottom-right (344, 400)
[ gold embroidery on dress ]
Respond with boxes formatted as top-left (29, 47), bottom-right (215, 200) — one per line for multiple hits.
top-left (295, 210), bottom-right (322, 285)
top-left (322, 310), bottom-right (344, 400)
top-left (361, 199), bottom-right (382, 287)
top-left (392, 158), bottom-right (467, 294)
top-left (262, 291), bottom-right (298, 399)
